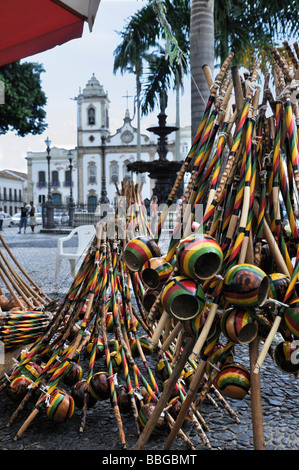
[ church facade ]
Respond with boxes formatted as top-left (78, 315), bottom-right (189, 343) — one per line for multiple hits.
top-left (26, 74), bottom-right (191, 211)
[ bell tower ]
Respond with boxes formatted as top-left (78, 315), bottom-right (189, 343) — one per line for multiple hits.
top-left (76, 74), bottom-right (110, 204)
top-left (77, 73), bottom-right (110, 147)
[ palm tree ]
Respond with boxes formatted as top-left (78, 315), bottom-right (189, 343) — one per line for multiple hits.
top-left (113, 0), bottom-right (190, 173)
top-left (190, 0), bottom-right (214, 139)
top-left (113, 0), bottom-right (189, 115)
top-left (114, 0), bottom-right (299, 139)
top-left (214, 0), bottom-right (299, 67)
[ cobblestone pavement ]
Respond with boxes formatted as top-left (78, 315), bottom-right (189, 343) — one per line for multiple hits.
top-left (0, 226), bottom-right (298, 452)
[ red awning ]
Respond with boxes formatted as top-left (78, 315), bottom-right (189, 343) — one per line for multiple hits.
top-left (0, 0), bottom-right (101, 66)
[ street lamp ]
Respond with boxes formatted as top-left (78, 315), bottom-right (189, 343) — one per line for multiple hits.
top-left (43, 136), bottom-right (55, 229)
top-left (68, 150), bottom-right (75, 226)
top-left (99, 126), bottom-right (110, 205)
top-left (45, 137), bottom-right (52, 202)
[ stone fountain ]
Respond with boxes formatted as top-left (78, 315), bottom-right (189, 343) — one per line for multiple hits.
top-left (127, 94), bottom-right (183, 204)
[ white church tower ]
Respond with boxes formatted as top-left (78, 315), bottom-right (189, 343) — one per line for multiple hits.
top-left (76, 74), bottom-right (159, 207)
top-left (76, 74), bottom-right (111, 209)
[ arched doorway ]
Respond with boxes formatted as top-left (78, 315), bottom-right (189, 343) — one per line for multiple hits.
top-left (52, 193), bottom-right (62, 206)
top-left (88, 195), bottom-right (97, 212)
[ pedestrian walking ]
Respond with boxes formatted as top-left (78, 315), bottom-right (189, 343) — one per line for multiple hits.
top-left (28, 201), bottom-right (36, 233)
top-left (0, 207), bottom-right (5, 231)
top-left (18, 202), bottom-right (29, 234)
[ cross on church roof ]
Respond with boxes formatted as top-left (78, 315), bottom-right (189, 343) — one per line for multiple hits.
top-left (122, 90), bottom-right (133, 109)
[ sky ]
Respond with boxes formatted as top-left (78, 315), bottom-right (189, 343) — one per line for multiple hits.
top-left (0, 0), bottom-right (191, 173)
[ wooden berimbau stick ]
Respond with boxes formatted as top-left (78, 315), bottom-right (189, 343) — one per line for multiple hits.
top-left (164, 339), bottom-right (234, 450)
top-left (0, 234), bottom-right (50, 302)
top-left (13, 225), bottom-right (103, 441)
top-left (163, 355), bottom-right (208, 449)
top-left (250, 337), bottom-right (266, 450)
top-left (133, 336), bottom-right (195, 450)
top-left (165, 411), bottom-right (196, 450)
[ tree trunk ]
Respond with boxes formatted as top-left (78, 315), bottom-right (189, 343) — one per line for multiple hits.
top-left (175, 70), bottom-right (181, 161)
top-left (190, 0), bottom-right (215, 140)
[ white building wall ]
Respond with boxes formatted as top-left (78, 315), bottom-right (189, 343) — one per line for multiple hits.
top-left (81, 132), bottom-right (102, 147)
top-left (0, 173), bottom-right (25, 215)
top-left (82, 153), bottom-right (101, 203)
top-left (26, 148), bottom-right (78, 210)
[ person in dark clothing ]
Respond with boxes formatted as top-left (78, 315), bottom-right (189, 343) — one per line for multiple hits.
top-left (28, 201), bottom-right (36, 232)
top-left (0, 207), bottom-right (5, 231)
top-left (18, 202), bottom-right (29, 234)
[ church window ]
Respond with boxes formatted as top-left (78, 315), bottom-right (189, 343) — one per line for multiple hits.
top-left (88, 107), bottom-right (96, 125)
top-left (110, 162), bottom-right (119, 183)
top-left (38, 171), bottom-right (46, 188)
top-left (52, 170), bottom-right (59, 187)
top-left (65, 170), bottom-right (71, 186)
top-left (88, 165), bottom-right (96, 184)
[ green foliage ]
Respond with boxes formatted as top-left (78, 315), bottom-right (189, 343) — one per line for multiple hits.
top-left (114, 0), bottom-right (299, 114)
top-left (114, 0), bottom-right (190, 115)
top-left (0, 61), bottom-right (47, 137)
top-left (214, 0), bottom-right (299, 71)
top-left (113, 3), bottom-right (160, 73)
top-left (141, 47), bottom-right (174, 114)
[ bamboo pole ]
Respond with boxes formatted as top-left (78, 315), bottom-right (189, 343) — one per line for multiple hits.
top-left (0, 256), bottom-right (35, 309)
top-left (249, 337), bottom-right (266, 450)
top-left (0, 250), bottom-right (45, 306)
top-left (0, 234), bottom-right (50, 302)
top-left (253, 199), bottom-right (289, 276)
top-left (133, 336), bottom-right (195, 450)
top-left (165, 411), bottom-right (196, 450)
top-left (108, 240), bottom-right (140, 436)
top-left (164, 341), bottom-right (234, 449)
top-left (154, 52), bottom-right (234, 241)
top-left (13, 225), bottom-right (103, 441)
top-left (102, 241), bottom-right (128, 447)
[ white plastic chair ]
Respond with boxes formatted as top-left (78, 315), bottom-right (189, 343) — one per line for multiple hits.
top-left (55, 224), bottom-right (96, 286)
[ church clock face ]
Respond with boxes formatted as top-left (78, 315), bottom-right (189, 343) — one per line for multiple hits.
top-left (121, 130), bottom-right (133, 143)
